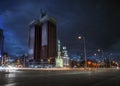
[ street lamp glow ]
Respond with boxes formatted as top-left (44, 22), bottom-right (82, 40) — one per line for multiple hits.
top-left (94, 53), bottom-right (97, 56)
top-left (78, 36), bottom-right (82, 39)
top-left (97, 49), bottom-right (101, 52)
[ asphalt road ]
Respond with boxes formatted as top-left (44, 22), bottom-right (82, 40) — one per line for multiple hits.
top-left (0, 68), bottom-right (120, 86)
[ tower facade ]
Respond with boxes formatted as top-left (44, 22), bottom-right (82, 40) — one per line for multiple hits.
top-left (0, 29), bottom-right (4, 59)
top-left (28, 14), bottom-right (57, 64)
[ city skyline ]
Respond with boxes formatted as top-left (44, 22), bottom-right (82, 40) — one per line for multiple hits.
top-left (0, 0), bottom-right (120, 57)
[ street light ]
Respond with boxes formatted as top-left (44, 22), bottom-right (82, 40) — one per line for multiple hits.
top-left (96, 49), bottom-right (105, 67)
top-left (94, 53), bottom-right (97, 56)
top-left (97, 49), bottom-right (101, 52)
top-left (78, 36), bottom-right (87, 69)
top-left (94, 49), bottom-right (101, 66)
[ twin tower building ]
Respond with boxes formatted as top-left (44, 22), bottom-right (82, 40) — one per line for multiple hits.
top-left (28, 12), bottom-right (69, 67)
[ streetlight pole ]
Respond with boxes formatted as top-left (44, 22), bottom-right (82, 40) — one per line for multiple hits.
top-left (78, 36), bottom-right (87, 69)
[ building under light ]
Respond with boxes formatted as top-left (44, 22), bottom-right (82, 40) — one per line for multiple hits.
top-left (28, 13), bottom-right (57, 65)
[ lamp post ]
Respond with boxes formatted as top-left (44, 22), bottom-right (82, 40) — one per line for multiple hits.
top-left (78, 36), bottom-right (87, 69)
top-left (97, 49), bottom-right (105, 68)
top-left (94, 49), bottom-right (101, 67)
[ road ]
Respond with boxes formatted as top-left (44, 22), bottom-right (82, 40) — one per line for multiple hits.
top-left (0, 68), bottom-right (120, 86)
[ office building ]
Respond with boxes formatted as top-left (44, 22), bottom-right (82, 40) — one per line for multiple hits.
top-left (28, 13), bottom-right (57, 64)
top-left (0, 29), bottom-right (4, 59)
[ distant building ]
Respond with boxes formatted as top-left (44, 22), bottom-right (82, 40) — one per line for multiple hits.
top-left (61, 46), bottom-right (70, 67)
top-left (0, 29), bottom-right (4, 59)
top-left (28, 13), bottom-right (57, 64)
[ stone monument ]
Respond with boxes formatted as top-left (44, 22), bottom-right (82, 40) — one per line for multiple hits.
top-left (55, 40), bottom-right (63, 67)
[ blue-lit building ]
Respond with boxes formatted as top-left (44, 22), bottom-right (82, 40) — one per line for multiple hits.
top-left (0, 29), bottom-right (4, 59)
top-left (28, 13), bottom-right (57, 64)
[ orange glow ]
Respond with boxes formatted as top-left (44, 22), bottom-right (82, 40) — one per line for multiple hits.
top-left (87, 61), bottom-right (91, 65)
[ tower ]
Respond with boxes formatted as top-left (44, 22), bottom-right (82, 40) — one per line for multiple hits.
top-left (0, 29), bottom-right (4, 59)
top-left (28, 13), bottom-right (57, 64)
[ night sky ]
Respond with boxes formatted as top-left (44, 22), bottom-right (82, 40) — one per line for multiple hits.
top-left (0, 0), bottom-right (120, 57)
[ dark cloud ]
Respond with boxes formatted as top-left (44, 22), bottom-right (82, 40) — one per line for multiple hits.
top-left (0, 0), bottom-right (120, 56)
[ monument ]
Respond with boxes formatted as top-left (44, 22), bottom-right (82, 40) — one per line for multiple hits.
top-left (55, 40), bottom-right (63, 67)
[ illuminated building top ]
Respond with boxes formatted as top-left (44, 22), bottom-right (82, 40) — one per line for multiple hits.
top-left (29, 13), bottom-right (56, 27)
